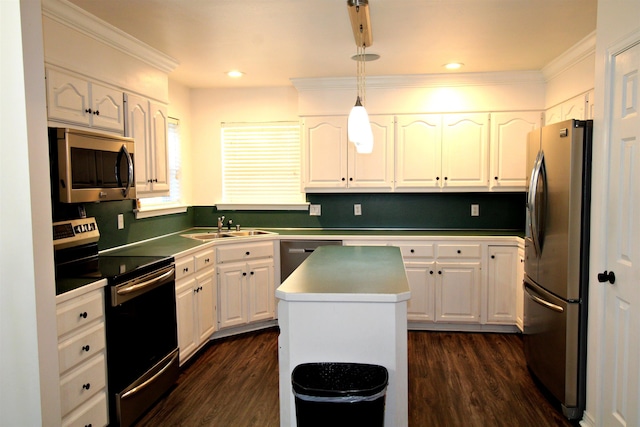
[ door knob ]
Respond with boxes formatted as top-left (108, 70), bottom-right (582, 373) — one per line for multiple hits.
top-left (597, 270), bottom-right (615, 284)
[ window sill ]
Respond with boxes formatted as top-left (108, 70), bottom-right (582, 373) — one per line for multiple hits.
top-left (134, 204), bottom-right (188, 219)
top-left (215, 203), bottom-right (309, 211)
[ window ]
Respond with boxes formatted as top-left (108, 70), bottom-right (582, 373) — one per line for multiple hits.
top-left (137, 117), bottom-right (185, 216)
top-left (220, 122), bottom-right (304, 207)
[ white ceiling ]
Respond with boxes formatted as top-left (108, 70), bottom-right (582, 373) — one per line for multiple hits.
top-left (66, 0), bottom-right (597, 89)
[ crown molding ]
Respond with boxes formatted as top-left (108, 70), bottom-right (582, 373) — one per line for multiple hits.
top-left (41, 0), bottom-right (179, 74)
top-left (291, 71), bottom-right (544, 92)
top-left (541, 31), bottom-right (596, 82)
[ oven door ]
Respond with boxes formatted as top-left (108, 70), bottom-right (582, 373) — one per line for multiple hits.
top-left (106, 265), bottom-right (178, 426)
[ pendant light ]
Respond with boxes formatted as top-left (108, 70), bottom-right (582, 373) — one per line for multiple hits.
top-left (347, 0), bottom-right (373, 154)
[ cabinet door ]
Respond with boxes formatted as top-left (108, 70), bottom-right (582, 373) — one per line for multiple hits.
top-left (516, 247), bottom-right (525, 331)
top-left (303, 117), bottom-right (348, 189)
top-left (395, 114), bottom-right (442, 190)
top-left (405, 262), bottom-right (436, 322)
top-left (490, 112), bottom-right (541, 190)
top-left (347, 115), bottom-right (395, 191)
top-left (46, 68), bottom-right (91, 126)
top-left (435, 261), bottom-right (481, 323)
top-left (217, 263), bottom-right (248, 329)
top-left (487, 246), bottom-right (518, 324)
top-left (247, 259), bottom-right (275, 323)
top-left (125, 93), bottom-right (152, 193)
top-left (442, 113), bottom-right (489, 188)
top-left (175, 277), bottom-right (197, 363)
top-left (562, 93), bottom-right (587, 121)
top-left (149, 101), bottom-right (170, 194)
top-left (196, 269), bottom-right (216, 342)
top-left (90, 82), bottom-right (124, 132)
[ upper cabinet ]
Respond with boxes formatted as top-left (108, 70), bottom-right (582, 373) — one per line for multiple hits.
top-left (545, 91), bottom-right (594, 125)
top-left (305, 111), bottom-right (538, 193)
top-left (46, 68), bottom-right (124, 133)
top-left (490, 112), bottom-right (542, 190)
top-left (303, 115), bottom-right (394, 192)
top-left (125, 93), bottom-right (170, 196)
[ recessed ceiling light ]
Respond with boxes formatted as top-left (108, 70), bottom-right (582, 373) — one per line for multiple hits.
top-left (444, 62), bottom-right (464, 70)
top-left (227, 70), bottom-right (244, 78)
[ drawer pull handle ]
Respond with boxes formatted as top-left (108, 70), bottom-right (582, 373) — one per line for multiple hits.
top-left (457, 250), bottom-right (461, 254)
top-left (410, 249), bottom-right (415, 253)
top-left (438, 271), bottom-right (442, 275)
top-left (79, 312), bottom-right (88, 319)
top-left (205, 258), bottom-right (210, 263)
top-left (491, 255), bottom-right (495, 259)
top-left (429, 271), bottom-right (434, 275)
top-left (246, 251), bottom-right (250, 256)
top-left (82, 383), bottom-right (91, 390)
top-left (82, 345), bottom-right (90, 352)
top-left (183, 267), bottom-right (189, 273)
top-left (250, 271), bottom-right (254, 275)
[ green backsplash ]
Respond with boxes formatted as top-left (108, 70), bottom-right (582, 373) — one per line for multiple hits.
top-left (84, 193), bottom-right (525, 250)
top-left (195, 193), bottom-right (526, 231)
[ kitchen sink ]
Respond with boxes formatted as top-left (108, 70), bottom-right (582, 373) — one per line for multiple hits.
top-left (182, 229), bottom-right (274, 241)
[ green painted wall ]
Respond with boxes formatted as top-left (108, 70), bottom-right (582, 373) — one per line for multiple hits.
top-left (84, 192), bottom-right (525, 250)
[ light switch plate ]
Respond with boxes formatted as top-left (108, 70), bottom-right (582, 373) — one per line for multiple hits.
top-left (117, 213), bottom-right (125, 229)
top-left (309, 204), bottom-right (321, 216)
top-left (471, 204), bottom-right (479, 217)
top-left (354, 204), bottom-right (362, 216)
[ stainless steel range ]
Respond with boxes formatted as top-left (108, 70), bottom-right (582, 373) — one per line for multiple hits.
top-left (54, 217), bottom-right (179, 426)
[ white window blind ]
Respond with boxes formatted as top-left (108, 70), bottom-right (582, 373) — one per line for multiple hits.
top-left (221, 122), bottom-right (303, 205)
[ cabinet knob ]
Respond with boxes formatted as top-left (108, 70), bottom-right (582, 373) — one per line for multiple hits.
top-left (429, 271), bottom-right (434, 275)
top-left (491, 255), bottom-right (495, 259)
top-left (82, 383), bottom-right (91, 390)
top-left (457, 250), bottom-right (461, 254)
top-left (410, 249), bottom-right (415, 253)
top-left (438, 271), bottom-right (442, 275)
top-left (79, 312), bottom-right (88, 319)
top-left (183, 267), bottom-right (189, 273)
top-left (250, 271), bottom-right (254, 275)
top-left (82, 345), bottom-right (90, 352)
top-left (436, 177), bottom-right (440, 181)
top-left (94, 110), bottom-right (100, 116)
top-left (246, 251), bottom-right (250, 256)
top-left (85, 108), bottom-right (92, 114)
top-left (243, 272), bottom-right (247, 276)
top-left (85, 424), bottom-right (92, 427)
top-left (444, 177), bottom-right (448, 180)
top-left (349, 177), bottom-right (353, 181)
top-left (205, 258), bottom-right (210, 263)
top-left (494, 176), bottom-right (498, 180)
top-left (341, 177), bottom-right (346, 181)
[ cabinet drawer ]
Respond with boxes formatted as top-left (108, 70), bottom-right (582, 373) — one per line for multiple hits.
top-left (58, 322), bottom-right (106, 374)
top-left (437, 244), bottom-right (482, 259)
top-left (60, 353), bottom-right (106, 416)
top-left (62, 390), bottom-right (108, 427)
top-left (57, 290), bottom-right (104, 337)
top-left (175, 257), bottom-right (195, 280)
top-left (396, 244), bottom-right (434, 259)
top-left (217, 242), bottom-right (274, 263)
top-left (195, 249), bottom-right (215, 271)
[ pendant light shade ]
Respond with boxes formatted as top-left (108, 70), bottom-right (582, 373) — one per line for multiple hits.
top-left (346, 0), bottom-right (374, 154)
top-left (348, 96), bottom-right (373, 153)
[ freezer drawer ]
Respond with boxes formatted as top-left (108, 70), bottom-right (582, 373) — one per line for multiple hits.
top-left (523, 278), bottom-right (583, 419)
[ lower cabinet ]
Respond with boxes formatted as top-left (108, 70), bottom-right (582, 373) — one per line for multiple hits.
top-left (486, 245), bottom-right (519, 324)
top-left (174, 248), bottom-right (216, 365)
top-left (435, 260), bottom-right (482, 323)
top-left (217, 241), bottom-right (275, 330)
top-left (56, 286), bottom-right (109, 427)
top-left (516, 247), bottom-right (525, 331)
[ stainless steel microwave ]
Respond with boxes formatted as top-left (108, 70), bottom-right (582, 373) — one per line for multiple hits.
top-left (49, 127), bottom-right (136, 203)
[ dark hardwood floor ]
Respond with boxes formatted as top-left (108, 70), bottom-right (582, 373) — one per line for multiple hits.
top-left (134, 328), bottom-right (576, 427)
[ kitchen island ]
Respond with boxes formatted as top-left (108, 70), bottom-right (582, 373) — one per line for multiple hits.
top-left (276, 245), bottom-right (410, 427)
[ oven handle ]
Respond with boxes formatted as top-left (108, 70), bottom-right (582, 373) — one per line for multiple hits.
top-left (120, 350), bottom-right (178, 400)
top-left (117, 267), bottom-right (174, 296)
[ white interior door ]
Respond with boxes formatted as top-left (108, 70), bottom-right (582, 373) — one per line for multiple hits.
top-left (603, 40), bottom-right (640, 427)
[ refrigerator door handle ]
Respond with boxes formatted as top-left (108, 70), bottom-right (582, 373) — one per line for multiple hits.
top-left (524, 283), bottom-right (564, 313)
top-left (528, 151), bottom-right (544, 255)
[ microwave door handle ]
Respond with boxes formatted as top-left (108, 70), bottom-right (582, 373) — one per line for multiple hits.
top-left (117, 144), bottom-right (134, 197)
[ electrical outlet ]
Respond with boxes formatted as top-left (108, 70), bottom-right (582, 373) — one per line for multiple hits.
top-left (117, 213), bottom-right (125, 229)
top-left (309, 204), bottom-right (321, 216)
top-left (471, 204), bottom-right (479, 217)
top-left (354, 204), bottom-right (362, 216)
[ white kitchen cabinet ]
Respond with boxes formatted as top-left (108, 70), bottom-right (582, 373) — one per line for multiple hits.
top-left (405, 260), bottom-right (436, 322)
top-left (515, 246), bottom-right (525, 331)
top-left (545, 91), bottom-right (594, 125)
top-left (125, 93), bottom-right (170, 196)
top-left (395, 113), bottom-right (490, 191)
top-left (217, 241), bottom-right (275, 330)
top-left (46, 68), bottom-right (124, 133)
top-left (56, 287), bottom-right (108, 427)
top-left (302, 115), bottom-right (394, 192)
top-left (174, 248), bottom-right (216, 364)
top-left (486, 245), bottom-right (518, 324)
top-left (433, 243), bottom-right (483, 323)
top-left (395, 114), bottom-right (442, 190)
top-left (490, 112), bottom-right (541, 190)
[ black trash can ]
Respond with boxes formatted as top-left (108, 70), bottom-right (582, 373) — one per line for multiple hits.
top-left (291, 362), bottom-right (388, 427)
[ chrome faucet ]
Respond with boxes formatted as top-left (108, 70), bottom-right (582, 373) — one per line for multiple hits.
top-left (217, 216), bottom-right (225, 232)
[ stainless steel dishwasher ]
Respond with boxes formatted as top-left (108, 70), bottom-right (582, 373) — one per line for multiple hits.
top-left (280, 239), bottom-right (342, 282)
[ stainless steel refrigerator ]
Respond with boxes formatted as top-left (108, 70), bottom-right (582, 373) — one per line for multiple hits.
top-left (523, 119), bottom-right (592, 420)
